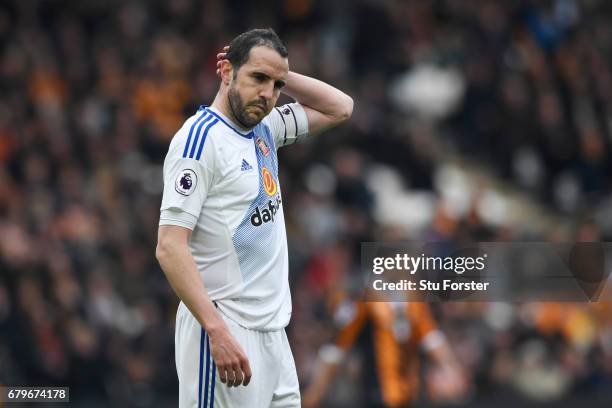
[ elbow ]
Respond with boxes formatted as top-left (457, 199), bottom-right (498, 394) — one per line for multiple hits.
top-left (156, 225), bottom-right (191, 265)
top-left (155, 243), bottom-right (165, 264)
top-left (326, 92), bottom-right (353, 125)
top-left (338, 94), bottom-right (354, 123)
top-left (155, 239), bottom-right (171, 264)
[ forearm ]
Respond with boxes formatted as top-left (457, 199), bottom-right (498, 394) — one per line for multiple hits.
top-left (428, 341), bottom-right (460, 369)
top-left (303, 356), bottom-right (341, 407)
top-left (156, 241), bottom-right (225, 333)
top-left (283, 71), bottom-right (353, 122)
top-left (306, 360), bottom-right (338, 397)
top-left (425, 339), bottom-right (468, 399)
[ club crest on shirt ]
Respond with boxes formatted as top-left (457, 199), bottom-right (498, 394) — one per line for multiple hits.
top-left (175, 169), bottom-right (197, 196)
top-left (255, 137), bottom-right (270, 157)
top-left (261, 167), bottom-right (277, 196)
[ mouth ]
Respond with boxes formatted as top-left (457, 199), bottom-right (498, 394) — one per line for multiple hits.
top-left (250, 104), bottom-right (267, 113)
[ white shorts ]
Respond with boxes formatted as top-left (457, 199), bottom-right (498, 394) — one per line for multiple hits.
top-left (175, 302), bottom-right (300, 408)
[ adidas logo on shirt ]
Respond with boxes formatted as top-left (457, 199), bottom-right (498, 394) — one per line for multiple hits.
top-left (241, 159), bottom-right (253, 172)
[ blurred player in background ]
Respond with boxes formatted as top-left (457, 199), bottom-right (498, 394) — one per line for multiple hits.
top-left (155, 28), bottom-right (353, 407)
top-left (303, 291), bottom-right (468, 408)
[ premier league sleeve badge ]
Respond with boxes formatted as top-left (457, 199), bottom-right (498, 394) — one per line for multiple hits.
top-left (175, 169), bottom-right (198, 195)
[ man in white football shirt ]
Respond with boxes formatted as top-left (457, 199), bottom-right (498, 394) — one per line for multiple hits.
top-left (155, 28), bottom-right (353, 407)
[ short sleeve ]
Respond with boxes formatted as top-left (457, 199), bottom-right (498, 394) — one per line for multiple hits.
top-left (159, 135), bottom-right (215, 230)
top-left (264, 102), bottom-right (309, 149)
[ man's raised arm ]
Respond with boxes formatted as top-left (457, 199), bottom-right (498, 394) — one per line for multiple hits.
top-left (281, 71), bottom-right (353, 135)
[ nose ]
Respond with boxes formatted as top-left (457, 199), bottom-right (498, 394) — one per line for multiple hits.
top-left (258, 82), bottom-right (274, 101)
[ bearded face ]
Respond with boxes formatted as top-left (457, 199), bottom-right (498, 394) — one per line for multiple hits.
top-left (224, 46), bottom-right (289, 129)
top-left (228, 83), bottom-right (269, 128)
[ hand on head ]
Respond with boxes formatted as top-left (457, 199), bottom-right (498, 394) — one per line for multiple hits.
top-left (216, 46), bottom-right (230, 77)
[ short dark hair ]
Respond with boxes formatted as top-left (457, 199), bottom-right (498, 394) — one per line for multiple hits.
top-left (226, 28), bottom-right (288, 73)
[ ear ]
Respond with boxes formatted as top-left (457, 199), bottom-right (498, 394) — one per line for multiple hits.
top-left (220, 60), bottom-right (233, 86)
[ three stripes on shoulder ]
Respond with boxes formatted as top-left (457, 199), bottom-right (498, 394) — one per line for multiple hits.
top-left (183, 110), bottom-right (219, 160)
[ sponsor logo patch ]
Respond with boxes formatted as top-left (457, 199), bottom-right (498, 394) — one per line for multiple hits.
top-left (262, 167), bottom-right (277, 196)
top-left (175, 169), bottom-right (197, 195)
top-left (250, 196), bottom-right (282, 227)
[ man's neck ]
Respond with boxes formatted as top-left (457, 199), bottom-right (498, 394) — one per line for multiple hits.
top-left (211, 93), bottom-right (252, 131)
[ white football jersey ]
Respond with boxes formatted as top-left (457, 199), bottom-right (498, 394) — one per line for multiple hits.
top-left (159, 104), bottom-right (308, 330)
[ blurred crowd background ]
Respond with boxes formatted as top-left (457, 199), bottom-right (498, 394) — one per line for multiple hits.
top-left (1, 0), bottom-right (612, 406)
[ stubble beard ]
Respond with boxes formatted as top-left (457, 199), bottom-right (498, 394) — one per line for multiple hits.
top-left (228, 85), bottom-right (264, 129)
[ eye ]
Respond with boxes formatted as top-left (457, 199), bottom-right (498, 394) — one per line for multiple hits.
top-left (274, 81), bottom-right (286, 90)
top-left (253, 73), bottom-right (266, 82)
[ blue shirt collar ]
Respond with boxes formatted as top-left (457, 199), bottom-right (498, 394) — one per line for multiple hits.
top-left (198, 105), bottom-right (254, 139)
